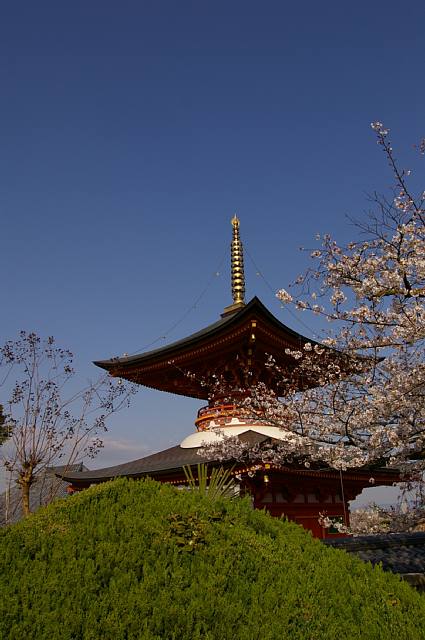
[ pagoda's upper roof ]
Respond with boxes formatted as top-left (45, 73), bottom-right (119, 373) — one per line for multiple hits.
top-left (94, 296), bottom-right (324, 399)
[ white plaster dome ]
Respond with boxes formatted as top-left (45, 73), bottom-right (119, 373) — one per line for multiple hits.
top-left (180, 416), bottom-right (288, 449)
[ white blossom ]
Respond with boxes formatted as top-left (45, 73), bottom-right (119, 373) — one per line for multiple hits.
top-left (276, 289), bottom-right (293, 303)
top-left (198, 124), bottom-right (425, 534)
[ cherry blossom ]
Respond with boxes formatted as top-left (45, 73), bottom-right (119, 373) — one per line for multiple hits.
top-left (201, 124), bottom-right (424, 489)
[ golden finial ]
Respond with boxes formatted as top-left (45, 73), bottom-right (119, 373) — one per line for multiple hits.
top-left (222, 214), bottom-right (246, 316)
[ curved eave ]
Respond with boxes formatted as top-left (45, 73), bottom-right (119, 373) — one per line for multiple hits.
top-left (58, 432), bottom-right (270, 484)
top-left (60, 458), bottom-right (400, 487)
top-left (94, 296), bottom-right (320, 374)
top-left (58, 433), bottom-right (401, 487)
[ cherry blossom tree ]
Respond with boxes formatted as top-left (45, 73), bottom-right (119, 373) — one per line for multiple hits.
top-left (201, 123), bottom-right (424, 480)
top-left (0, 332), bottom-right (136, 517)
top-left (272, 122), bottom-right (424, 472)
top-left (349, 500), bottom-right (425, 535)
top-left (320, 480), bottom-right (425, 535)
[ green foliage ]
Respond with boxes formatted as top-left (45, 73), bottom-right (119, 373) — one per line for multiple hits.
top-left (183, 463), bottom-right (236, 500)
top-left (1, 478), bottom-right (425, 640)
top-left (166, 510), bottom-right (228, 552)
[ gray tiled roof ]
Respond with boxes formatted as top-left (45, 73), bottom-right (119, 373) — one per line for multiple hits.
top-left (59, 430), bottom-right (398, 487)
top-left (323, 533), bottom-right (425, 590)
top-left (60, 445), bottom-right (211, 482)
top-left (59, 431), bottom-right (269, 483)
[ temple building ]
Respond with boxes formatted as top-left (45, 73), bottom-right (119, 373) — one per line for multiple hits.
top-left (62, 217), bottom-right (397, 538)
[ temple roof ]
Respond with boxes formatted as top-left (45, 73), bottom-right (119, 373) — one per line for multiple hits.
top-left (94, 296), bottom-right (323, 399)
top-left (59, 431), bottom-right (268, 484)
top-left (59, 432), bottom-right (399, 487)
top-left (324, 533), bottom-right (425, 586)
top-left (94, 297), bottom-right (315, 369)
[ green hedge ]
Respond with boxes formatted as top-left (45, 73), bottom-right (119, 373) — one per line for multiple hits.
top-left (1, 478), bottom-right (424, 640)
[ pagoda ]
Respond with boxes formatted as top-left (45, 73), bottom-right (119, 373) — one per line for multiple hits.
top-left (62, 217), bottom-right (397, 538)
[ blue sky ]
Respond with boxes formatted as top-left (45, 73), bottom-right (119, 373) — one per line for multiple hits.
top-left (1, 2), bottom-right (424, 503)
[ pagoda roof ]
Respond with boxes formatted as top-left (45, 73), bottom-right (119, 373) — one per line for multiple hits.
top-left (58, 432), bottom-right (399, 487)
top-left (95, 297), bottom-right (316, 369)
top-left (94, 296), bottom-right (325, 399)
top-left (59, 431), bottom-right (267, 485)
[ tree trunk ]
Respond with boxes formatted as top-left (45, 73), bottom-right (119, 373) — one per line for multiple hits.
top-left (21, 479), bottom-right (31, 517)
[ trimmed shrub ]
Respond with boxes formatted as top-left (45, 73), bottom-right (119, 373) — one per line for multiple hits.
top-left (1, 478), bottom-right (424, 640)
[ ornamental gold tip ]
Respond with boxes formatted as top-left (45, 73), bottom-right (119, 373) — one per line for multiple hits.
top-left (221, 215), bottom-right (246, 316)
top-left (231, 214), bottom-right (245, 305)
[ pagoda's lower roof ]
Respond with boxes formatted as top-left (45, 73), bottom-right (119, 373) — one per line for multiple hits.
top-left (59, 431), bottom-right (265, 484)
top-left (59, 431), bottom-right (400, 487)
